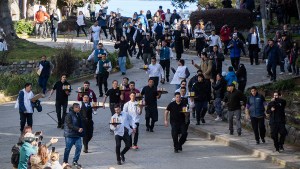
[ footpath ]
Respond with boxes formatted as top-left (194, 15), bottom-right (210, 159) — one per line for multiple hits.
top-left (26, 36), bottom-right (300, 169)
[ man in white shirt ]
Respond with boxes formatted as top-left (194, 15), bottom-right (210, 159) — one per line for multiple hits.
top-left (89, 21), bottom-right (101, 50)
top-left (110, 105), bottom-right (136, 165)
top-left (246, 27), bottom-right (260, 65)
top-left (123, 92), bottom-right (143, 150)
top-left (208, 30), bottom-right (222, 53)
top-left (147, 57), bottom-right (164, 88)
top-left (164, 9), bottom-right (172, 25)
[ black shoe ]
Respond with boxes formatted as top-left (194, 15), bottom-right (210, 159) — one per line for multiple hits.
top-left (279, 145), bottom-right (284, 151)
top-left (178, 146), bottom-right (182, 151)
top-left (166, 77), bottom-right (169, 82)
top-left (120, 153), bottom-right (125, 162)
top-left (99, 93), bottom-right (103, 97)
top-left (117, 161), bottom-right (122, 165)
top-left (192, 113), bottom-right (195, 118)
top-left (261, 138), bottom-right (265, 143)
top-left (201, 119), bottom-right (206, 124)
top-left (238, 132), bottom-right (241, 136)
top-left (57, 124), bottom-right (61, 128)
top-left (275, 148), bottom-right (280, 152)
top-left (122, 72), bottom-right (126, 75)
top-left (230, 131), bottom-right (233, 135)
top-left (174, 149), bottom-right (179, 153)
top-left (256, 140), bottom-right (260, 144)
top-left (83, 149), bottom-right (88, 153)
top-left (196, 121), bottom-right (200, 125)
top-left (61, 125), bottom-right (64, 129)
top-left (73, 161), bottom-right (81, 166)
top-left (150, 129), bottom-right (154, 132)
top-left (146, 128), bottom-right (150, 132)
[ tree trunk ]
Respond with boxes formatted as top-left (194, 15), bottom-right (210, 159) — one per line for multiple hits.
top-left (0, 0), bottom-right (16, 41)
top-left (260, 0), bottom-right (267, 46)
top-left (49, 0), bottom-right (57, 13)
top-left (296, 0), bottom-right (300, 20)
top-left (26, 0), bottom-right (35, 20)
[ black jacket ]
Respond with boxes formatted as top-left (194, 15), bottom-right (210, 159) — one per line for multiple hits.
top-left (64, 108), bottom-right (84, 138)
top-left (140, 38), bottom-right (156, 53)
top-left (266, 98), bottom-right (286, 124)
top-left (212, 78), bottom-right (227, 99)
top-left (188, 74), bottom-right (198, 91)
top-left (223, 89), bottom-right (246, 111)
top-left (192, 81), bottom-right (211, 102)
top-left (114, 40), bottom-right (130, 57)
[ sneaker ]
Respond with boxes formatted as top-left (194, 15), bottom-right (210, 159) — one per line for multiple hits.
top-left (174, 149), bottom-right (179, 153)
top-left (279, 145), bottom-right (284, 151)
top-left (150, 129), bottom-right (154, 132)
top-left (215, 116), bottom-right (222, 121)
top-left (99, 93), bottom-right (103, 97)
top-left (279, 72), bottom-right (284, 75)
top-left (201, 119), bottom-right (206, 124)
top-left (146, 128), bottom-right (150, 132)
top-left (57, 124), bottom-right (61, 128)
top-left (117, 161), bottom-right (122, 165)
top-left (256, 140), bottom-right (260, 144)
top-left (61, 125), bottom-right (64, 129)
top-left (132, 145), bottom-right (139, 150)
top-left (229, 131), bottom-right (233, 135)
top-left (196, 121), bottom-right (200, 125)
top-left (237, 132), bottom-right (241, 136)
top-left (120, 153), bottom-right (125, 162)
top-left (261, 138), bottom-right (265, 143)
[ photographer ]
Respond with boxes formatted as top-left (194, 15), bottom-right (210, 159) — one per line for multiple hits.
top-left (18, 133), bottom-right (38, 169)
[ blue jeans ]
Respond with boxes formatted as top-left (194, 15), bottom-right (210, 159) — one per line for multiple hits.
top-left (214, 98), bottom-right (223, 117)
top-left (93, 40), bottom-right (99, 50)
top-left (38, 76), bottom-right (49, 94)
top-left (51, 28), bottom-right (58, 41)
top-left (63, 137), bottom-right (82, 163)
top-left (118, 56), bottom-right (126, 73)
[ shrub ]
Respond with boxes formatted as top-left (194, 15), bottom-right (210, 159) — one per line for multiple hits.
top-left (52, 43), bottom-right (78, 78)
top-left (189, 9), bottom-right (253, 32)
top-left (13, 19), bottom-right (35, 35)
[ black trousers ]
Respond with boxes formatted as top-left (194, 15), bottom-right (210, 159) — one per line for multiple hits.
top-left (97, 73), bottom-right (109, 95)
top-left (267, 63), bottom-right (277, 80)
top-left (249, 44), bottom-right (259, 65)
top-left (101, 26), bottom-right (108, 38)
top-left (223, 40), bottom-right (230, 55)
top-left (132, 123), bottom-right (139, 146)
top-left (250, 117), bottom-right (266, 141)
top-left (77, 24), bottom-right (87, 36)
top-left (238, 81), bottom-right (246, 93)
top-left (270, 123), bottom-right (287, 149)
top-left (230, 57), bottom-right (240, 71)
top-left (115, 130), bottom-right (131, 161)
top-left (55, 101), bottom-right (68, 126)
top-left (116, 28), bottom-right (123, 41)
top-left (171, 124), bottom-right (188, 150)
top-left (83, 120), bottom-right (94, 151)
top-left (109, 103), bottom-right (117, 116)
top-left (19, 112), bottom-right (33, 132)
top-left (160, 59), bottom-right (170, 80)
top-left (137, 43), bottom-right (143, 58)
top-left (176, 52), bottom-right (182, 60)
top-left (146, 117), bottom-right (155, 130)
top-left (149, 76), bottom-right (159, 88)
top-left (109, 27), bottom-right (116, 40)
top-left (184, 37), bottom-right (190, 49)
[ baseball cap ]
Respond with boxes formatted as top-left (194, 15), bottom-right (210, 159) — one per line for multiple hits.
top-left (23, 133), bottom-right (36, 143)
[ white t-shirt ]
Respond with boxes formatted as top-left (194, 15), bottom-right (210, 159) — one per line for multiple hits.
top-left (91, 25), bottom-right (101, 41)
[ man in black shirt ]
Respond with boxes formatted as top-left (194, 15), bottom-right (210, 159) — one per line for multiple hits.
top-left (165, 92), bottom-right (187, 153)
top-left (141, 78), bottom-right (161, 132)
top-left (49, 74), bottom-right (71, 129)
top-left (38, 55), bottom-right (52, 94)
top-left (103, 80), bottom-right (121, 116)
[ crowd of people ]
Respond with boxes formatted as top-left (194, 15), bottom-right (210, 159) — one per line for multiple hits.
top-left (13, 1), bottom-right (299, 168)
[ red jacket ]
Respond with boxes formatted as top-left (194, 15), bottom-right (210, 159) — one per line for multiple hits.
top-left (35, 11), bottom-right (50, 23)
top-left (220, 26), bottom-right (231, 42)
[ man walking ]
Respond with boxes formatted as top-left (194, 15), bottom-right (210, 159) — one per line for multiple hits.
top-left (147, 57), bottom-right (164, 88)
top-left (96, 53), bottom-right (112, 97)
top-left (266, 91), bottom-right (287, 152)
top-left (77, 81), bottom-right (97, 103)
top-left (245, 86), bottom-right (266, 144)
top-left (133, 24), bottom-right (145, 59)
top-left (49, 74), bottom-right (71, 129)
top-left (264, 39), bottom-right (281, 82)
top-left (35, 6), bottom-right (50, 39)
top-left (110, 105), bottom-right (136, 165)
top-left (141, 78), bottom-right (161, 132)
top-left (223, 83), bottom-right (246, 136)
top-left (227, 33), bottom-right (244, 71)
top-left (80, 95), bottom-right (95, 153)
top-left (164, 92), bottom-right (188, 153)
top-left (63, 103), bottom-right (84, 166)
top-left (38, 55), bottom-right (52, 94)
top-left (103, 80), bottom-right (121, 116)
top-left (141, 33), bottom-right (156, 64)
top-left (159, 40), bottom-right (172, 83)
top-left (246, 27), bottom-right (260, 65)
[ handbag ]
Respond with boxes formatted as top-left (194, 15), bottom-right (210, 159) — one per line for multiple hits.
top-left (32, 100), bottom-right (42, 112)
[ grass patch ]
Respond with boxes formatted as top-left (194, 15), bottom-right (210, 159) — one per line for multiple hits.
top-left (6, 38), bottom-right (90, 62)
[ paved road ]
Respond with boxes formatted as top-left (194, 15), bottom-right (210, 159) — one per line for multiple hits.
top-left (0, 37), bottom-right (289, 168)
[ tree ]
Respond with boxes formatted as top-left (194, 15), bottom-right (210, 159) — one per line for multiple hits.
top-left (49, 0), bottom-right (58, 13)
top-left (0, 0), bottom-right (16, 41)
top-left (171, 0), bottom-right (198, 9)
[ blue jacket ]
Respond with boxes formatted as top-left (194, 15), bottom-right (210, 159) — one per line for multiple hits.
top-left (228, 39), bottom-right (243, 58)
top-left (247, 94), bottom-right (266, 117)
top-left (225, 71), bottom-right (237, 85)
top-left (18, 142), bottom-right (37, 169)
top-left (265, 45), bottom-right (281, 64)
top-left (137, 14), bottom-right (148, 28)
top-left (64, 108), bottom-right (84, 138)
top-left (97, 14), bottom-right (107, 27)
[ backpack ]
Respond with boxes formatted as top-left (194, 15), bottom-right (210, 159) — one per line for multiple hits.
top-left (11, 144), bottom-right (21, 168)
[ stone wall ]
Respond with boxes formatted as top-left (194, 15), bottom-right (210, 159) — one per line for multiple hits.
top-left (0, 59), bottom-right (95, 76)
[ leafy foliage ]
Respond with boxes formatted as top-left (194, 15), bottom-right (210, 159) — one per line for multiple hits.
top-left (52, 43), bottom-right (78, 78)
top-left (189, 8), bottom-right (253, 32)
top-left (171, 0), bottom-right (198, 9)
top-left (13, 20), bottom-right (35, 35)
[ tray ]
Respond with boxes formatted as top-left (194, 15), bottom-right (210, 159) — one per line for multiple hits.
top-left (92, 105), bottom-right (104, 109)
top-left (76, 91), bottom-right (89, 94)
top-left (134, 104), bottom-right (146, 107)
top-left (109, 122), bottom-right (121, 125)
top-left (180, 111), bottom-right (190, 113)
top-left (139, 67), bottom-right (149, 71)
top-left (135, 96), bottom-right (144, 100)
top-left (157, 91), bottom-right (168, 94)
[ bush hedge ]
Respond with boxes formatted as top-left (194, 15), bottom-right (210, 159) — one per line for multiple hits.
top-left (13, 19), bottom-right (35, 35)
top-left (189, 9), bottom-right (253, 32)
